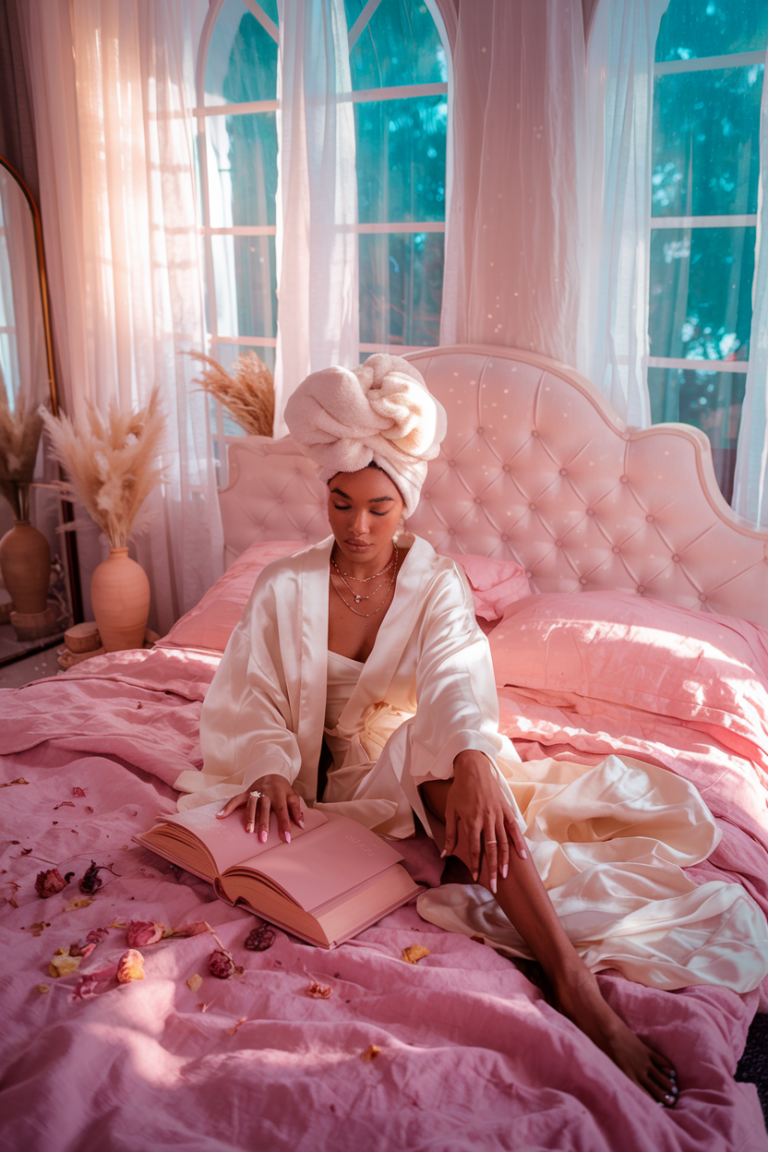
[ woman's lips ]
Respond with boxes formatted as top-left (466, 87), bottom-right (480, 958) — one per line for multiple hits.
top-left (345, 540), bottom-right (370, 551)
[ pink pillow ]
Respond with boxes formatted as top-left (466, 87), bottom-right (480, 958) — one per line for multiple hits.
top-left (159, 540), bottom-right (305, 653)
top-left (160, 541), bottom-right (531, 655)
top-left (446, 552), bottom-right (531, 621)
top-left (489, 590), bottom-right (768, 757)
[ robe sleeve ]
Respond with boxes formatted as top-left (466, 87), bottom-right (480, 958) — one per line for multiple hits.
top-left (173, 568), bottom-right (303, 808)
top-left (408, 561), bottom-right (510, 786)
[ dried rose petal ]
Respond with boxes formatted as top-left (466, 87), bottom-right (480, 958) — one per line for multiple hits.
top-left (208, 949), bottom-right (242, 979)
top-left (169, 921), bottom-right (208, 939)
top-left (35, 869), bottom-right (70, 899)
top-left (72, 964), bottom-right (117, 1000)
top-left (126, 920), bottom-right (165, 948)
top-left (116, 949), bottom-right (145, 983)
top-left (0, 777), bottom-right (28, 788)
top-left (306, 981), bottom-right (332, 1000)
top-left (72, 787), bottom-right (86, 798)
top-left (186, 973), bottom-right (203, 992)
top-left (53, 801), bottom-right (75, 811)
top-left (361, 1044), bottom-right (382, 1061)
top-left (244, 925), bottom-right (276, 952)
top-left (49, 951), bottom-right (81, 979)
top-left (65, 897), bottom-right (92, 913)
top-left (225, 1017), bottom-right (248, 1036)
top-left (79, 862), bottom-right (103, 895)
top-left (30, 921), bottom-right (50, 937)
top-left (37, 984), bottom-right (50, 994)
top-left (401, 945), bottom-right (430, 965)
top-left (86, 925), bottom-right (111, 946)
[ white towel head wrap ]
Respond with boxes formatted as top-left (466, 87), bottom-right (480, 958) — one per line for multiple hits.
top-left (284, 354), bottom-right (447, 518)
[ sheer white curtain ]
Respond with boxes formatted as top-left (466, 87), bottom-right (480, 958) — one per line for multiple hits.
top-left (733, 41), bottom-right (768, 526)
top-left (439, 0), bottom-right (585, 367)
top-left (273, 0), bottom-right (358, 435)
top-left (21, 0), bottom-right (223, 630)
top-left (581, 0), bottom-right (670, 427)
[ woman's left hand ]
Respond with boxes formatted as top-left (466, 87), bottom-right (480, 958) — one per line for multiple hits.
top-left (442, 750), bottom-right (528, 893)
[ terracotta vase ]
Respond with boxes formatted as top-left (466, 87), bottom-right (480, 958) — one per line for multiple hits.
top-left (0, 520), bottom-right (50, 614)
top-left (90, 547), bottom-right (150, 652)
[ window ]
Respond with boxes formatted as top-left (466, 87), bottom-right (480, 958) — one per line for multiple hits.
top-left (649, 0), bottom-right (768, 501)
top-left (196, 0), bottom-right (449, 467)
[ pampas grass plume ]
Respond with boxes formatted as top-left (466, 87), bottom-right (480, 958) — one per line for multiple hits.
top-left (0, 364), bottom-right (44, 519)
top-left (190, 351), bottom-right (274, 437)
top-left (41, 387), bottom-right (166, 549)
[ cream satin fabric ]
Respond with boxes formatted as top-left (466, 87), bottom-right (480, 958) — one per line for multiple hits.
top-left (180, 533), bottom-right (768, 993)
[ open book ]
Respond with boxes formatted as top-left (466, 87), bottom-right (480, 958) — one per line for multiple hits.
top-left (134, 801), bottom-right (420, 948)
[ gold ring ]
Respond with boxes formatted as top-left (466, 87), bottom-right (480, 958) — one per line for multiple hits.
top-left (486, 838), bottom-right (498, 844)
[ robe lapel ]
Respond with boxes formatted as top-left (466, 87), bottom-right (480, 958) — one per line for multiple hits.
top-left (296, 536), bottom-right (333, 795)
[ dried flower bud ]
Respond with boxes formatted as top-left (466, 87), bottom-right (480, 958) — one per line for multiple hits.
top-left (116, 949), bottom-right (145, 983)
top-left (244, 925), bottom-right (276, 952)
top-left (126, 920), bottom-right (165, 948)
top-left (69, 939), bottom-right (96, 960)
top-left (35, 869), bottom-right (70, 899)
top-left (208, 949), bottom-right (242, 979)
top-left (306, 981), bottom-right (332, 999)
top-left (401, 945), bottom-right (430, 965)
top-left (361, 1044), bottom-right (382, 1061)
top-left (79, 862), bottom-right (104, 895)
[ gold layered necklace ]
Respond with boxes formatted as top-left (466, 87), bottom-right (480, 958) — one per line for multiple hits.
top-left (330, 546), bottom-right (399, 617)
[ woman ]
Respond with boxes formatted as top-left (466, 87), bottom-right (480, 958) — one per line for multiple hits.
top-left (179, 355), bottom-right (764, 1106)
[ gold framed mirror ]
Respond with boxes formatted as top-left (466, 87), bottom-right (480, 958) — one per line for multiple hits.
top-left (0, 154), bottom-right (79, 669)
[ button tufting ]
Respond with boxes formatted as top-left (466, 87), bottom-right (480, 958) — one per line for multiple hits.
top-left (448, 460), bottom-right (456, 467)
top-left (637, 585), bottom-right (645, 593)
top-left (646, 515), bottom-right (654, 523)
top-left (579, 577), bottom-right (587, 585)
top-left (277, 498), bottom-right (283, 504)
top-left (699, 593), bottom-right (707, 602)
top-left (448, 528), bottom-right (456, 535)
top-left (560, 469), bottom-right (567, 477)
top-left (424, 491), bottom-right (431, 499)
top-left (474, 497), bottom-right (482, 504)
top-left (620, 476), bottom-right (629, 484)
top-left (555, 540), bottom-right (563, 547)
top-left (531, 430), bottom-right (539, 438)
top-left (526, 572), bottom-right (533, 579)
top-left (529, 503), bottom-right (537, 511)
top-left (612, 546), bottom-right (620, 554)
top-left (586, 508), bottom-right (595, 517)
top-left (672, 554), bottom-right (680, 562)
top-left (503, 464), bottom-right (510, 472)
top-left (477, 427), bottom-right (484, 435)
top-left (501, 534), bottom-right (509, 541)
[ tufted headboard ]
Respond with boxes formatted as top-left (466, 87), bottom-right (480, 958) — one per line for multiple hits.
top-left (218, 344), bottom-right (768, 628)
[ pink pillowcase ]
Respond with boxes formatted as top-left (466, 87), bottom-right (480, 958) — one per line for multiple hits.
top-left (489, 590), bottom-right (768, 761)
top-left (159, 540), bottom-right (531, 654)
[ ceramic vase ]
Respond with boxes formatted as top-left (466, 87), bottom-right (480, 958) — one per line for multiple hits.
top-left (0, 520), bottom-right (50, 614)
top-left (90, 547), bottom-right (150, 652)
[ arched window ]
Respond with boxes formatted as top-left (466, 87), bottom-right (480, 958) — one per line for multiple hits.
top-left (649, 0), bottom-right (768, 500)
top-left (196, 0), bottom-right (449, 468)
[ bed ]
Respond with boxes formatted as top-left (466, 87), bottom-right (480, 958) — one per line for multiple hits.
top-left (2, 344), bottom-right (768, 1152)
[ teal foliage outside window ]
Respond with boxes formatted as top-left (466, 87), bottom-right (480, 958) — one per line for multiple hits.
top-left (346, 0), bottom-right (446, 90)
top-left (356, 97), bottom-right (446, 224)
top-left (655, 0), bottom-right (768, 61)
top-left (649, 0), bottom-right (768, 500)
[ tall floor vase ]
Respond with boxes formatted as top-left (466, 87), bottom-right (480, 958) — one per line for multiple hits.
top-left (90, 547), bottom-right (150, 651)
top-left (0, 520), bottom-right (50, 614)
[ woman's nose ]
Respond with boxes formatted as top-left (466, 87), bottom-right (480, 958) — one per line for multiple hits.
top-left (350, 508), bottom-right (369, 535)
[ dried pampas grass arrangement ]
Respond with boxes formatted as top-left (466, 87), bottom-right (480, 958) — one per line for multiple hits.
top-left (190, 350), bottom-right (274, 437)
top-left (0, 366), bottom-right (44, 521)
top-left (41, 387), bottom-right (166, 549)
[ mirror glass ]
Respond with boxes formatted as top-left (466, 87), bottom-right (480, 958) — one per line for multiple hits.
top-left (0, 159), bottom-right (74, 671)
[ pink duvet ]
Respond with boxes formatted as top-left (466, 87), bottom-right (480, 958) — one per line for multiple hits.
top-left (1, 584), bottom-right (768, 1151)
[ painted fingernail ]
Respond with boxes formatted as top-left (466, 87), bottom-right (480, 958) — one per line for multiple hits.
top-left (671, 1086), bottom-right (678, 1095)
top-left (440, 849), bottom-right (447, 858)
top-left (520, 848), bottom-right (528, 859)
top-left (490, 877), bottom-right (497, 894)
top-left (665, 1095), bottom-right (675, 1105)
top-left (284, 831), bottom-right (291, 844)
top-left (298, 819), bottom-right (305, 828)
top-left (657, 1101), bottom-right (665, 1108)
top-left (472, 871), bottom-right (478, 882)
top-left (247, 822), bottom-right (254, 833)
top-left (260, 830), bottom-right (268, 843)
top-left (501, 864), bottom-right (508, 879)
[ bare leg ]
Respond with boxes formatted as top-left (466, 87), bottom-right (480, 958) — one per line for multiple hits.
top-left (421, 780), bottom-right (678, 1106)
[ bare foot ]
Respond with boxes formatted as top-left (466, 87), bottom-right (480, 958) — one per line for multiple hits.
top-left (551, 961), bottom-right (678, 1107)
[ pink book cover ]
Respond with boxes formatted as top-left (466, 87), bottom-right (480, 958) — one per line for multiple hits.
top-left (137, 801), bottom-right (405, 912)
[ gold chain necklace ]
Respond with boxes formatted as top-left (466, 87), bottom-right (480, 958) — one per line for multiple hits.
top-left (331, 547), bottom-right (399, 617)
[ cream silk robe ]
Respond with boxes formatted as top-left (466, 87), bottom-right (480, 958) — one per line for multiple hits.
top-left (176, 536), bottom-right (768, 993)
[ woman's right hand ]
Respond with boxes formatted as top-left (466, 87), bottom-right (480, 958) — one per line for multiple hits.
top-left (216, 774), bottom-right (305, 844)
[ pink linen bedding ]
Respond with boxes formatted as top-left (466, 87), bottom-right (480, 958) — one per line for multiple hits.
top-left (1, 557), bottom-right (768, 1151)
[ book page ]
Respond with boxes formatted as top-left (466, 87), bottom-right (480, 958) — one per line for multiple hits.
top-left (158, 800), bottom-right (327, 875)
top-left (230, 813), bottom-right (404, 912)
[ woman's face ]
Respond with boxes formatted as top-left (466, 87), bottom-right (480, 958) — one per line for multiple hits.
top-left (327, 467), bottom-right (404, 570)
